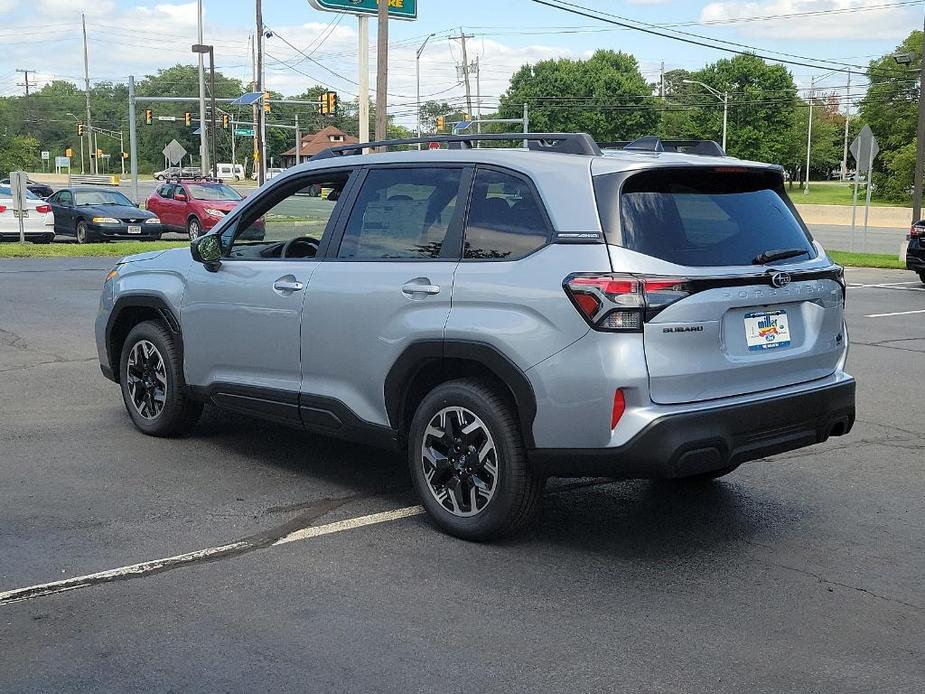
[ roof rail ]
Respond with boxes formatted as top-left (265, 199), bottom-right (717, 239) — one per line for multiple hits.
top-left (601, 137), bottom-right (727, 157)
top-left (310, 133), bottom-right (602, 160)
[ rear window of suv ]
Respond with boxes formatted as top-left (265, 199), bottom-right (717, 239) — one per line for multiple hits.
top-left (594, 167), bottom-right (816, 267)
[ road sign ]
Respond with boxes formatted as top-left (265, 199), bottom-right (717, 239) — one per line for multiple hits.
top-left (157, 116), bottom-right (178, 122)
top-left (308, 0), bottom-right (417, 20)
top-left (849, 125), bottom-right (879, 175)
top-left (40, 151), bottom-right (50, 160)
top-left (235, 128), bottom-right (255, 137)
top-left (55, 156), bottom-right (70, 168)
top-left (162, 139), bottom-right (187, 165)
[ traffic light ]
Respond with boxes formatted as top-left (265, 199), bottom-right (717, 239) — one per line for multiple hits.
top-left (97, 149), bottom-right (103, 158)
top-left (463, 113), bottom-right (472, 122)
top-left (121, 152), bottom-right (128, 160)
top-left (144, 109), bottom-right (152, 126)
top-left (184, 112), bottom-right (192, 127)
top-left (222, 114), bottom-right (229, 129)
top-left (320, 91), bottom-right (338, 115)
top-left (65, 147), bottom-right (73, 158)
top-left (436, 115), bottom-right (445, 131)
top-left (263, 92), bottom-right (271, 113)
top-left (77, 124), bottom-right (84, 136)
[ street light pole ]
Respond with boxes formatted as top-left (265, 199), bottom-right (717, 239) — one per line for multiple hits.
top-left (66, 113), bottom-right (85, 174)
top-left (416, 33), bottom-right (436, 142)
top-left (683, 79), bottom-right (727, 151)
top-left (841, 70), bottom-right (851, 181)
top-left (913, 13), bottom-right (925, 224)
top-left (196, 0), bottom-right (209, 175)
top-left (805, 75), bottom-right (815, 195)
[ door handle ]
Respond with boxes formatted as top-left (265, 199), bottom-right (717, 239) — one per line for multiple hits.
top-left (402, 279), bottom-right (440, 296)
top-left (273, 278), bottom-right (305, 293)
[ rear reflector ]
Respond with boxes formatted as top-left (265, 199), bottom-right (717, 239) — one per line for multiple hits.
top-left (611, 388), bottom-right (626, 430)
top-left (0, 204), bottom-right (6, 214)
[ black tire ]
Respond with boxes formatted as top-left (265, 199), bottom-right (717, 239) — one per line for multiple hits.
top-left (408, 378), bottom-right (544, 541)
top-left (919, 272), bottom-right (925, 286)
top-left (119, 320), bottom-right (202, 437)
top-left (187, 216), bottom-right (202, 240)
top-left (75, 220), bottom-right (90, 244)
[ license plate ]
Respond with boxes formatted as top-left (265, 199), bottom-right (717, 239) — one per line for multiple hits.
top-left (744, 310), bottom-right (791, 351)
top-left (127, 225), bottom-right (142, 234)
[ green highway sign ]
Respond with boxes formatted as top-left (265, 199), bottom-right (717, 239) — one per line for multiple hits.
top-left (308, 0), bottom-right (417, 21)
top-left (234, 128), bottom-right (255, 137)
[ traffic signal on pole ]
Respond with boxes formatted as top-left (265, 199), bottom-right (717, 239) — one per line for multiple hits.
top-left (65, 148), bottom-right (73, 158)
top-left (320, 91), bottom-right (338, 115)
top-left (184, 112), bottom-right (192, 127)
top-left (77, 123), bottom-right (84, 136)
top-left (222, 114), bottom-right (229, 129)
top-left (122, 152), bottom-right (128, 160)
top-left (463, 113), bottom-right (472, 121)
top-left (144, 109), bottom-right (152, 125)
top-left (263, 92), bottom-right (271, 113)
top-left (436, 115), bottom-right (445, 131)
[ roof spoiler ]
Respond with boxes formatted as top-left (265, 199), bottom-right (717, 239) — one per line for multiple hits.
top-left (600, 137), bottom-right (727, 157)
top-left (310, 133), bottom-right (602, 160)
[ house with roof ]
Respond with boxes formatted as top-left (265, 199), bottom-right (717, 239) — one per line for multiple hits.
top-left (279, 126), bottom-right (359, 168)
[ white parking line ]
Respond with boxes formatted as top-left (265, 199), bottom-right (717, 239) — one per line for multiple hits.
top-left (0, 506), bottom-right (424, 606)
top-left (848, 282), bottom-right (925, 290)
top-left (865, 309), bottom-right (925, 318)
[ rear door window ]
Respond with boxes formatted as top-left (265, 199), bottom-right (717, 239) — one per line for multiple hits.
top-left (463, 168), bottom-right (549, 260)
top-left (595, 168), bottom-right (816, 267)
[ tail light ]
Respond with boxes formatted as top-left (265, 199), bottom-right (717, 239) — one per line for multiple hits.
top-left (911, 224), bottom-right (923, 238)
top-left (0, 204), bottom-right (6, 213)
top-left (564, 273), bottom-right (691, 331)
top-left (36, 204), bottom-right (51, 214)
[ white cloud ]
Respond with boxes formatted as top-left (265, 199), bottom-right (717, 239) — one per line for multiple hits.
top-left (699, 0), bottom-right (919, 40)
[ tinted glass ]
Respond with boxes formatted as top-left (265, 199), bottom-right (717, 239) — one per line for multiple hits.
top-left (464, 169), bottom-right (548, 260)
top-left (57, 191), bottom-right (73, 205)
top-left (337, 168), bottom-right (461, 260)
top-left (0, 186), bottom-right (40, 200)
top-left (596, 168), bottom-right (816, 267)
top-left (74, 190), bottom-right (133, 206)
top-left (158, 185), bottom-right (173, 199)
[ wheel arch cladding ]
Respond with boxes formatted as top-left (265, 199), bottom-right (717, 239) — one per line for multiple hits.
top-left (385, 340), bottom-right (538, 449)
top-left (106, 295), bottom-right (182, 383)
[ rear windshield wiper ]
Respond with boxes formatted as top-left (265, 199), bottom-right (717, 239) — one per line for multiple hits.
top-left (752, 248), bottom-right (809, 265)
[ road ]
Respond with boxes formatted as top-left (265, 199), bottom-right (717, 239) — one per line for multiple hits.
top-left (0, 261), bottom-right (923, 692)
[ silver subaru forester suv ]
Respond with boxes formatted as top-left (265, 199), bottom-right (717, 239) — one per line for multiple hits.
top-left (96, 133), bottom-right (855, 540)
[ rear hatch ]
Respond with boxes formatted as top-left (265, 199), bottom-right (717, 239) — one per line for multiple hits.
top-left (593, 165), bottom-right (846, 405)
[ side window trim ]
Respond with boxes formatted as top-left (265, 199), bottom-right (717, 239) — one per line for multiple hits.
top-left (460, 164), bottom-right (555, 262)
top-left (326, 163), bottom-right (473, 263)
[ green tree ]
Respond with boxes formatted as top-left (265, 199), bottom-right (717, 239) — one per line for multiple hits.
top-left (781, 94), bottom-right (845, 184)
top-left (857, 30), bottom-right (921, 203)
top-left (496, 49), bottom-right (659, 142)
top-left (688, 54), bottom-right (797, 162)
top-left (0, 134), bottom-right (39, 172)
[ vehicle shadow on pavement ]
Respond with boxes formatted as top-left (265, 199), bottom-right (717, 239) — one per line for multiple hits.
top-left (529, 474), bottom-right (807, 558)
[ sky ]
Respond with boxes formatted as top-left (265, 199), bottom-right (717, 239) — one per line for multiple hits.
top-left (0, 0), bottom-right (921, 127)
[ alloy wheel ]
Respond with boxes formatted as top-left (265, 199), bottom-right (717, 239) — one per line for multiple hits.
top-left (421, 406), bottom-right (499, 517)
top-left (76, 222), bottom-right (87, 244)
top-left (126, 339), bottom-right (168, 420)
top-left (188, 219), bottom-right (201, 240)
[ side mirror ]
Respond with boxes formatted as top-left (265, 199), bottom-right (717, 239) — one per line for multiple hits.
top-left (175, 192), bottom-right (188, 202)
top-left (190, 234), bottom-right (223, 272)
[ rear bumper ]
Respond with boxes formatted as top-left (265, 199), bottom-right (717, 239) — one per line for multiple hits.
top-left (528, 378), bottom-right (856, 478)
top-left (90, 223), bottom-right (163, 240)
top-left (905, 242), bottom-right (925, 271)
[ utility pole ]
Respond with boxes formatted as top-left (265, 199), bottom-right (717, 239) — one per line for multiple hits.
top-left (256, 0), bottom-right (265, 185)
top-left (209, 48), bottom-right (217, 177)
top-left (475, 55), bottom-right (481, 135)
top-left (197, 0), bottom-right (209, 175)
top-left (81, 14), bottom-right (95, 174)
top-left (415, 33), bottom-right (436, 141)
top-left (913, 12), bottom-right (925, 224)
top-left (294, 113), bottom-right (300, 167)
top-left (15, 69), bottom-right (33, 123)
top-left (841, 70), bottom-right (851, 182)
top-left (375, 0), bottom-right (389, 143)
top-left (451, 28), bottom-right (475, 117)
top-left (128, 76), bottom-right (139, 205)
top-left (250, 33), bottom-right (258, 181)
top-left (659, 61), bottom-right (665, 99)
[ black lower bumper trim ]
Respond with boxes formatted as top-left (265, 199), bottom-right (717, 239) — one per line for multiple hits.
top-left (529, 380), bottom-right (856, 479)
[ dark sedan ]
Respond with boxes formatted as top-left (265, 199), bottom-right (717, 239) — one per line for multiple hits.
top-left (0, 176), bottom-right (54, 199)
top-left (907, 219), bottom-right (925, 285)
top-left (47, 188), bottom-right (163, 243)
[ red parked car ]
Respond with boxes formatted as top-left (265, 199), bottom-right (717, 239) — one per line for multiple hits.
top-left (145, 179), bottom-right (263, 240)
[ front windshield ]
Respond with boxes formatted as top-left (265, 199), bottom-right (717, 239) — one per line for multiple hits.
top-left (187, 184), bottom-right (242, 201)
top-left (0, 186), bottom-right (41, 200)
top-left (75, 191), bottom-right (133, 206)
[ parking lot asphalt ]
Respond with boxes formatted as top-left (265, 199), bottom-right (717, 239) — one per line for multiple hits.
top-left (1, 260), bottom-right (923, 693)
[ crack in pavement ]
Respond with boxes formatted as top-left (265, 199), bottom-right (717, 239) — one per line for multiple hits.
top-left (852, 341), bottom-right (925, 355)
top-left (0, 357), bottom-right (98, 374)
top-left (745, 541), bottom-right (924, 612)
top-left (0, 492), bottom-right (373, 606)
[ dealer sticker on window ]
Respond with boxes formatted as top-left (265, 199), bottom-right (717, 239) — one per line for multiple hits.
top-left (744, 310), bottom-right (791, 351)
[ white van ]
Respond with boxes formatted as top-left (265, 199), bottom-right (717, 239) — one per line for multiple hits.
top-left (215, 163), bottom-right (245, 181)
